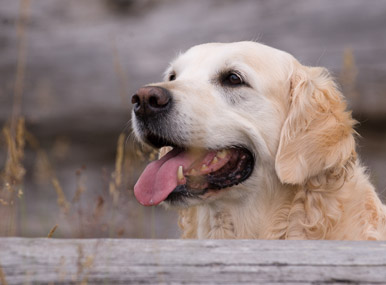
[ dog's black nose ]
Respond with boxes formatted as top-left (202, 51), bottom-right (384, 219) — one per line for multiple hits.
top-left (131, 86), bottom-right (172, 118)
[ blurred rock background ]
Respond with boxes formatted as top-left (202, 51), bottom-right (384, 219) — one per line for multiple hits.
top-left (0, 0), bottom-right (385, 238)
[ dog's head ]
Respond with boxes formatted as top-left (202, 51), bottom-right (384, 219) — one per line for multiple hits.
top-left (131, 41), bottom-right (356, 207)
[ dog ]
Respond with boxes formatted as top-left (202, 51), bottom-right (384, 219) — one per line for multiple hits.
top-left (131, 41), bottom-right (386, 240)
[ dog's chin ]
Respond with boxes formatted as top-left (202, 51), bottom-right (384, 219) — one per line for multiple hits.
top-left (134, 132), bottom-right (255, 208)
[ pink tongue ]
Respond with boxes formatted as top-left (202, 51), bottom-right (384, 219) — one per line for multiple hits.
top-left (134, 149), bottom-right (197, 206)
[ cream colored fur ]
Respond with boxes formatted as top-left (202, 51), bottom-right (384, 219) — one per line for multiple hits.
top-left (147, 41), bottom-right (386, 240)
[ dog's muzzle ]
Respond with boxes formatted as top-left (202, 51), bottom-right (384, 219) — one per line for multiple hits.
top-left (131, 85), bottom-right (255, 207)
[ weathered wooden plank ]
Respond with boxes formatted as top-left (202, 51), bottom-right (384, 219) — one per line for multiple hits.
top-left (0, 238), bottom-right (386, 284)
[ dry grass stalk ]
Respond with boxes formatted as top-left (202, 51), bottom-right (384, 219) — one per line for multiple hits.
top-left (109, 133), bottom-right (125, 204)
top-left (134, 142), bottom-right (158, 162)
top-left (34, 150), bottom-right (54, 184)
top-left (0, 120), bottom-right (26, 236)
top-left (1, 0), bottom-right (29, 228)
top-left (24, 130), bottom-right (40, 150)
top-left (11, 0), bottom-right (30, 133)
top-left (0, 0), bottom-right (148, 239)
top-left (73, 167), bottom-right (86, 203)
top-left (340, 48), bottom-right (359, 99)
top-left (2, 119), bottom-right (26, 192)
top-left (148, 148), bottom-right (158, 161)
top-left (92, 196), bottom-right (104, 221)
top-left (0, 0), bottom-right (29, 237)
top-left (52, 178), bottom-right (70, 214)
top-left (16, 118), bottom-right (25, 158)
top-left (47, 224), bottom-right (58, 238)
top-left (109, 182), bottom-right (119, 206)
top-left (114, 133), bottom-right (125, 188)
top-left (1, 118), bottom-right (26, 236)
top-left (135, 149), bottom-right (146, 161)
top-left (123, 151), bottom-right (133, 193)
top-left (0, 264), bottom-right (7, 285)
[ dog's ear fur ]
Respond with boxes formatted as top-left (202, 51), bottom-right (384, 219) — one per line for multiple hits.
top-left (275, 62), bottom-right (356, 185)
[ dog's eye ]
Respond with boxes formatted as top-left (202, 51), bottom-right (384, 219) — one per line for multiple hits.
top-left (224, 72), bottom-right (243, 86)
top-left (168, 72), bottom-right (176, 81)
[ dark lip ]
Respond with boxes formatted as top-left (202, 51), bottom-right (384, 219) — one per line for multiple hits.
top-left (165, 146), bottom-right (255, 205)
top-left (144, 132), bottom-right (178, 148)
top-left (143, 132), bottom-right (181, 148)
top-left (165, 184), bottom-right (207, 205)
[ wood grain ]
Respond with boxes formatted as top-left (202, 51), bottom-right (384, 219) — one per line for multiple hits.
top-left (1, 238), bottom-right (386, 284)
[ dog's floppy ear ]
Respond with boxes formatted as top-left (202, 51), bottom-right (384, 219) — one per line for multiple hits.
top-left (275, 62), bottom-right (356, 185)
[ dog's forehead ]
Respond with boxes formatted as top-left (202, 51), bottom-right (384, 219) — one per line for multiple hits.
top-left (170, 42), bottom-right (293, 76)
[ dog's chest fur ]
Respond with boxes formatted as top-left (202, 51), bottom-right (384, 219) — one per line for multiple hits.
top-left (178, 168), bottom-right (386, 240)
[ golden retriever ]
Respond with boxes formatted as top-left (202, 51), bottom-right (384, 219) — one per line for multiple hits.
top-left (131, 41), bottom-right (386, 240)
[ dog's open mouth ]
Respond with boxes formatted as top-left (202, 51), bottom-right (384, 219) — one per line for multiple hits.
top-left (134, 145), bottom-right (254, 206)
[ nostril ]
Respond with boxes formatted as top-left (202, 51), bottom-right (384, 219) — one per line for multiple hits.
top-left (131, 94), bottom-right (140, 105)
top-left (148, 94), bottom-right (170, 109)
top-left (148, 96), bottom-right (160, 108)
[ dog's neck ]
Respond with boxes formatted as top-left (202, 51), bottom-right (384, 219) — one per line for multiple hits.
top-left (178, 162), bottom-right (386, 240)
top-left (179, 166), bottom-right (296, 239)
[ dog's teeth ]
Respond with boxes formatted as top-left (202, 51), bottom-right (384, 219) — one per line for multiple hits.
top-left (177, 166), bottom-right (184, 181)
top-left (201, 164), bottom-right (209, 171)
top-left (217, 149), bottom-right (228, 159)
top-left (212, 157), bottom-right (218, 164)
top-left (189, 169), bottom-right (198, 176)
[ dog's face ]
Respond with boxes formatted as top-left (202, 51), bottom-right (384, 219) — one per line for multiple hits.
top-left (131, 41), bottom-right (355, 208)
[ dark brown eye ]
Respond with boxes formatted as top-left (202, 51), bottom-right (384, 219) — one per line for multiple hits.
top-left (224, 72), bottom-right (243, 86)
top-left (169, 73), bottom-right (176, 81)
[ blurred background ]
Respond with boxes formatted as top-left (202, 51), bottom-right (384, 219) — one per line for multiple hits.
top-left (0, 0), bottom-right (385, 238)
